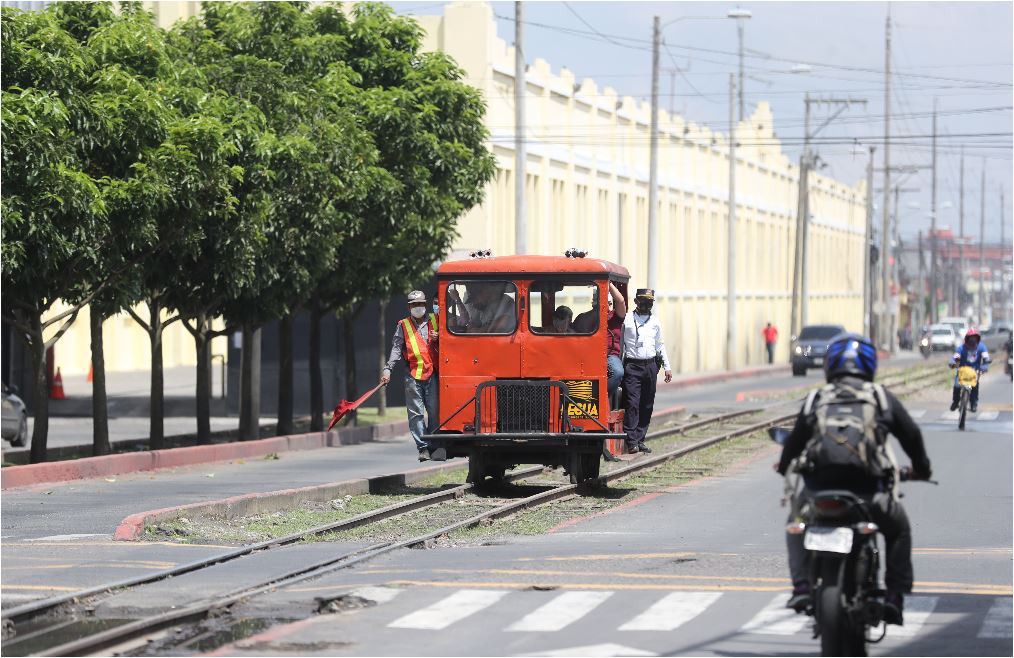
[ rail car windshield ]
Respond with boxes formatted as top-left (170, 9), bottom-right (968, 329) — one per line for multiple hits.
top-left (446, 280), bottom-right (518, 335)
top-left (529, 281), bottom-right (599, 335)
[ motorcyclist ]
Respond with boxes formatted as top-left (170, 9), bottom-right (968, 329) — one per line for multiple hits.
top-left (776, 334), bottom-right (932, 625)
top-left (949, 328), bottom-right (990, 413)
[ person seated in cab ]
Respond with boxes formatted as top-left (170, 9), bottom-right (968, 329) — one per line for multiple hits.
top-left (547, 306), bottom-right (575, 334)
top-left (449, 282), bottom-right (516, 333)
top-left (776, 334), bottom-right (932, 625)
top-left (949, 327), bottom-right (989, 413)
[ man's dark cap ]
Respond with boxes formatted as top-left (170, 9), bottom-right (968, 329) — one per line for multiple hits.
top-left (635, 288), bottom-right (655, 301)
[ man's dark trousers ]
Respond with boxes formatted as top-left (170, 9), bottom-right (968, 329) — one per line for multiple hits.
top-left (622, 359), bottom-right (659, 447)
top-left (766, 342), bottom-right (775, 364)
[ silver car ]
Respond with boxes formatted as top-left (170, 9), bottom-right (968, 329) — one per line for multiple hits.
top-left (2, 383), bottom-right (29, 447)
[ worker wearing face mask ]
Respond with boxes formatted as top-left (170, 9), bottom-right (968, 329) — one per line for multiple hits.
top-left (620, 289), bottom-right (673, 454)
top-left (381, 290), bottom-right (439, 461)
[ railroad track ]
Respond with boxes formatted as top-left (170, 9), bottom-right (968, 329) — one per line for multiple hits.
top-left (2, 364), bottom-right (945, 656)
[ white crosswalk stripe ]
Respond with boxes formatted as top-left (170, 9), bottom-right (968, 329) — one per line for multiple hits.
top-left (350, 586), bottom-right (402, 605)
top-left (508, 591), bottom-right (613, 632)
top-left (978, 598), bottom-right (1013, 639)
top-left (976, 410), bottom-right (1000, 421)
top-left (388, 589), bottom-right (508, 630)
top-left (940, 410), bottom-right (960, 421)
top-left (619, 591), bottom-right (722, 631)
top-left (739, 594), bottom-right (810, 635)
top-left (879, 596), bottom-right (938, 638)
top-left (907, 409), bottom-right (927, 419)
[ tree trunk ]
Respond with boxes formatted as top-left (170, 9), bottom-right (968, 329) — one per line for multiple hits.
top-left (28, 313), bottom-right (49, 464)
top-left (89, 308), bottom-right (110, 456)
top-left (378, 300), bottom-right (387, 416)
top-left (239, 323), bottom-right (261, 440)
top-left (309, 301), bottom-right (323, 431)
top-left (195, 312), bottom-right (212, 443)
top-left (277, 313), bottom-right (294, 435)
top-left (343, 305), bottom-right (361, 427)
top-left (148, 298), bottom-right (165, 450)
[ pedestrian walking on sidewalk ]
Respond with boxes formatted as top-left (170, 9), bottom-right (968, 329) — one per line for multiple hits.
top-left (380, 291), bottom-right (439, 461)
top-left (763, 322), bottom-right (779, 364)
top-left (620, 289), bottom-right (672, 454)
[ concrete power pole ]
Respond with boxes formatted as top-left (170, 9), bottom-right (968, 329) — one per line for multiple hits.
top-left (737, 19), bottom-right (745, 121)
top-left (514, 1), bottom-right (526, 255)
top-left (958, 148), bottom-right (965, 316)
top-left (929, 99), bottom-right (938, 324)
top-left (790, 97), bottom-right (808, 340)
top-left (880, 11), bottom-right (892, 349)
top-left (647, 16), bottom-right (660, 289)
top-left (864, 147), bottom-right (876, 337)
top-left (978, 161), bottom-right (986, 326)
top-left (727, 73), bottom-right (737, 370)
top-left (799, 96), bottom-right (812, 327)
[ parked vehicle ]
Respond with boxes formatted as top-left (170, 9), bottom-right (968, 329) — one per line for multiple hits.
top-left (1, 383), bottom-right (29, 448)
top-left (791, 325), bottom-right (847, 377)
top-left (770, 427), bottom-right (934, 657)
top-left (939, 316), bottom-right (969, 348)
top-left (926, 324), bottom-right (957, 352)
top-left (980, 324), bottom-right (1012, 353)
top-left (422, 253), bottom-right (629, 484)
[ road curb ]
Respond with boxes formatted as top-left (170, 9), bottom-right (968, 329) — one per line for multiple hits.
top-left (112, 460), bottom-right (466, 541)
top-left (110, 405), bottom-right (690, 541)
top-left (1, 421), bottom-right (409, 491)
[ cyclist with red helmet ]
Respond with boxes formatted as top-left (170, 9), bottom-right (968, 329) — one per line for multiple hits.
top-left (949, 328), bottom-right (990, 413)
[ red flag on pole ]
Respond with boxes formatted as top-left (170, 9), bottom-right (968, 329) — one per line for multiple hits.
top-left (327, 383), bottom-right (385, 431)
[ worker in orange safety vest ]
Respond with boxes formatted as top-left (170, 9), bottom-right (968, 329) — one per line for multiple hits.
top-left (381, 290), bottom-right (439, 461)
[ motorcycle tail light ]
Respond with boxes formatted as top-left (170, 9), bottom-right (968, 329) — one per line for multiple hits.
top-left (785, 521), bottom-right (806, 535)
top-left (815, 498), bottom-right (846, 512)
top-left (854, 522), bottom-right (879, 535)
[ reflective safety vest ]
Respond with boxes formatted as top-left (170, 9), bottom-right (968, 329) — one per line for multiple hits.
top-left (400, 313), bottom-right (438, 380)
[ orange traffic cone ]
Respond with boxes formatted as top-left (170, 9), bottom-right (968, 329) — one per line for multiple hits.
top-left (50, 367), bottom-right (66, 400)
top-left (87, 363), bottom-right (93, 383)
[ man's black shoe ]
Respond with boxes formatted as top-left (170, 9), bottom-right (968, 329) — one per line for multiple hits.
top-left (637, 442), bottom-right (652, 454)
top-left (626, 443), bottom-right (640, 454)
top-left (786, 582), bottom-right (811, 613)
top-left (883, 591), bottom-right (904, 626)
top-left (970, 403), bottom-right (978, 413)
top-left (949, 400), bottom-right (959, 411)
top-left (418, 449), bottom-right (431, 462)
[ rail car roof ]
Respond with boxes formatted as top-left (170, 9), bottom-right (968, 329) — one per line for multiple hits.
top-left (437, 255), bottom-right (630, 278)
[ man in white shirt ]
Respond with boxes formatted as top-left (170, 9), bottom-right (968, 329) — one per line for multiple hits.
top-left (620, 288), bottom-right (673, 453)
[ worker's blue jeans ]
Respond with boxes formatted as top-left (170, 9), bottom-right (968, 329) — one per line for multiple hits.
top-left (607, 355), bottom-right (624, 396)
top-left (405, 375), bottom-right (438, 450)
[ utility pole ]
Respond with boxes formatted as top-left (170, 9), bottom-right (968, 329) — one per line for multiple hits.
top-left (890, 185), bottom-right (919, 349)
top-left (514, 1), bottom-right (526, 255)
top-left (978, 160), bottom-right (986, 326)
top-left (647, 15), bottom-right (660, 288)
top-left (737, 17), bottom-right (745, 121)
top-left (794, 95), bottom-right (867, 330)
top-left (958, 148), bottom-right (965, 316)
top-left (790, 98), bottom-right (807, 340)
top-left (864, 146), bottom-right (876, 337)
top-left (727, 73), bottom-right (737, 370)
top-left (929, 99), bottom-right (938, 324)
top-left (880, 10), bottom-right (892, 348)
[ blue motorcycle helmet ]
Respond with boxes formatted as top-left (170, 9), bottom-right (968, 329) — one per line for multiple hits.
top-left (824, 333), bottom-right (878, 382)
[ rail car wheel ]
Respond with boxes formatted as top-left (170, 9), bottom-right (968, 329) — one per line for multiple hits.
top-left (569, 452), bottom-right (601, 484)
top-left (467, 452), bottom-right (486, 484)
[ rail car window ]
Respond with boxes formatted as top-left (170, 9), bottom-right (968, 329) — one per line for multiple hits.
top-left (528, 281), bottom-right (599, 335)
top-left (446, 281), bottom-right (518, 335)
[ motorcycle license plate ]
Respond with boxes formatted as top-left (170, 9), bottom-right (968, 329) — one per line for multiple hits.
top-left (813, 358), bottom-right (824, 365)
top-left (804, 527), bottom-right (853, 554)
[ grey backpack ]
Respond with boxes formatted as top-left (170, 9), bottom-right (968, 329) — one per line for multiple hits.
top-left (802, 381), bottom-right (890, 477)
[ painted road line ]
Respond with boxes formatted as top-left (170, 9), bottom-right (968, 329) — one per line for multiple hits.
top-left (24, 534), bottom-right (108, 542)
top-left (908, 409), bottom-right (927, 419)
top-left (520, 643), bottom-right (656, 657)
top-left (350, 586), bottom-right (402, 605)
top-left (739, 594), bottom-right (810, 635)
top-left (619, 591), bottom-right (722, 631)
top-left (976, 411), bottom-right (1000, 421)
top-left (508, 591), bottom-right (613, 632)
top-left (977, 598), bottom-right (1013, 639)
top-left (882, 596), bottom-right (938, 638)
top-left (388, 589), bottom-right (508, 630)
top-left (940, 410), bottom-right (960, 421)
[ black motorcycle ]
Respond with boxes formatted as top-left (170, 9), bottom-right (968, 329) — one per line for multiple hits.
top-left (770, 428), bottom-right (933, 657)
top-left (918, 335), bottom-right (932, 359)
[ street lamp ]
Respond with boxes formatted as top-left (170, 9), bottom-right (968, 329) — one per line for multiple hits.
top-left (727, 7), bottom-right (752, 121)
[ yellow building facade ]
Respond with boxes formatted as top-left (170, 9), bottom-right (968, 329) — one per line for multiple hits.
top-left (45, 0), bottom-right (866, 377)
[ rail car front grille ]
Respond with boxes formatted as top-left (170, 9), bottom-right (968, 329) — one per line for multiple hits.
top-left (475, 380), bottom-right (566, 434)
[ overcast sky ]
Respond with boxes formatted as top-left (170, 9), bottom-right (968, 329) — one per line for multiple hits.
top-left (390, 0), bottom-right (1013, 244)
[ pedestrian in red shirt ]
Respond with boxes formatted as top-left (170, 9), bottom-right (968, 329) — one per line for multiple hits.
top-left (763, 322), bottom-right (779, 364)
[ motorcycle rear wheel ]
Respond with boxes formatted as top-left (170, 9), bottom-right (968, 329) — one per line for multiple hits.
top-left (819, 586), bottom-right (867, 656)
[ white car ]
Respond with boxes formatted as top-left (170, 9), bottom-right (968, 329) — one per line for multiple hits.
top-left (939, 316), bottom-right (969, 347)
top-left (1, 382), bottom-right (29, 447)
top-left (927, 324), bottom-right (957, 352)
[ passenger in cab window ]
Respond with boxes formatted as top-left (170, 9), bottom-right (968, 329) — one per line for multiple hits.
top-left (574, 282), bottom-right (626, 395)
top-left (549, 306), bottom-right (575, 334)
top-left (458, 282), bottom-right (516, 333)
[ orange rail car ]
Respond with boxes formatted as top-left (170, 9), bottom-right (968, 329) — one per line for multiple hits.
top-left (423, 253), bottom-right (629, 483)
